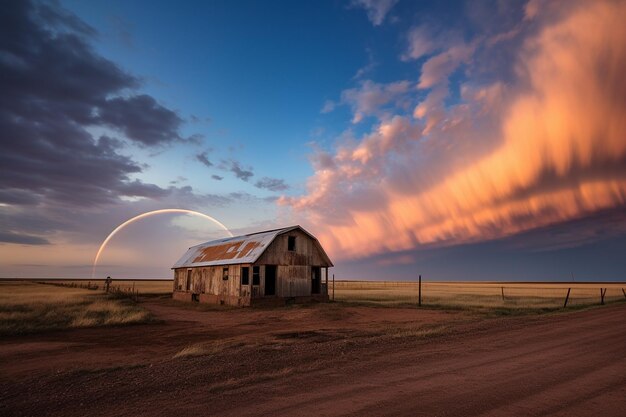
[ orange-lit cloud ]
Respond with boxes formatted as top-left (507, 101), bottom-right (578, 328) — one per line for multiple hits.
top-left (283, 0), bottom-right (626, 260)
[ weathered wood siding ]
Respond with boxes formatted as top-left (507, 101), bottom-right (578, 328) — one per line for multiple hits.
top-left (174, 269), bottom-right (184, 290)
top-left (276, 265), bottom-right (311, 297)
top-left (255, 229), bottom-right (330, 267)
top-left (174, 264), bottom-right (243, 296)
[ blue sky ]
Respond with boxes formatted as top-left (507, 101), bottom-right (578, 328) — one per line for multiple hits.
top-left (2, 0), bottom-right (626, 280)
top-left (63, 0), bottom-right (373, 190)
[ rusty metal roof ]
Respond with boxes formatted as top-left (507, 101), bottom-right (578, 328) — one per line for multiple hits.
top-left (171, 225), bottom-right (332, 268)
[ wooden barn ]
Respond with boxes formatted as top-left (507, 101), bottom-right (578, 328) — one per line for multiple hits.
top-left (171, 226), bottom-right (333, 306)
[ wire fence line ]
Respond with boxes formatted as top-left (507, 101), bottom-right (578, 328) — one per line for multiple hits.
top-left (38, 280), bottom-right (140, 301)
top-left (329, 281), bottom-right (626, 308)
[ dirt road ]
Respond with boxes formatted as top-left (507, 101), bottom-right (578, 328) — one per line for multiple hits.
top-left (1, 299), bottom-right (624, 416)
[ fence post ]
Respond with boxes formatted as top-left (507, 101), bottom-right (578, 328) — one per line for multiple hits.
top-left (600, 288), bottom-right (606, 305)
top-left (332, 274), bottom-right (335, 301)
top-left (563, 288), bottom-right (571, 308)
top-left (622, 288), bottom-right (626, 299)
top-left (418, 274), bottom-right (422, 307)
top-left (501, 286), bottom-right (504, 301)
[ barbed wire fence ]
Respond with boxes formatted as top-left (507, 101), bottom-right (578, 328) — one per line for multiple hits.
top-left (329, 280), bottom-right (626, 308)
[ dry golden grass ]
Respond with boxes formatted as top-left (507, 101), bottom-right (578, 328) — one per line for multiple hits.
top-left (331, 281), bottom-right (626, 310)
top-left (0, 281), bottom-right (153, 336)
top-left (102, 279), bottom-right (172, 294)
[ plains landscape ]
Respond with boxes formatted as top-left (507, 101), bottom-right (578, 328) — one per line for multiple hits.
top-left (3, 0), bottom-right (626, 416)
top-left (1, 279), bottom-right (625, 416)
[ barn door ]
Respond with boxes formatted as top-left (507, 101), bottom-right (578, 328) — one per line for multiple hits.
top-left (311, 267), bottom-right (321, 294)
top-left (186, 269), bottom-right (192, 291)
top-left (265, 265), bottom-right (276, 296)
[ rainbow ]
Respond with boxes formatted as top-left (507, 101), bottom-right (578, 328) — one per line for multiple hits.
top-left (92, 208), bottom-right (232, 278)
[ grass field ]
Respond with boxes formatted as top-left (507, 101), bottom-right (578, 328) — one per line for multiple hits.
top-left (0, 281), bottom-right (154, 336)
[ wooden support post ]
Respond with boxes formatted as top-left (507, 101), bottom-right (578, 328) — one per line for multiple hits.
top-left (563, 288), bottom-right (571, 308)
top-left (501, 286), bottom-right (505, 301)
top-left (600, 288), bottom-right (606, 305)
top-left (622, 288), bottom-right (626, 299)
top-left (332, 274), bottom-right (335, 301)
top-left (418, 274), bottom-right (422, 307)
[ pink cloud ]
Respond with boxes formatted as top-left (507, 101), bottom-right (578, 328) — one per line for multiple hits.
top-left (340, 80), bottom-right (412, 123)
top-left (417, 43), bottom-right (475, 89)
top-left (284, 0), bottom-right (626, 261)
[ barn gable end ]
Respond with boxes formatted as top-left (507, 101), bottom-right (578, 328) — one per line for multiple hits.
top-left (254, 228), bottom-right (331, 267)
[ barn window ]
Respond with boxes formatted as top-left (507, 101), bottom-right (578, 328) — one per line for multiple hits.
top-left (288, 236), bottom-right (296, 251)
top-left (252, 266), bottom-right (260, 285)
top-left (241, 267), bottom-right (249, 285)
top-left (222, 267), bottom-right (229, 280)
